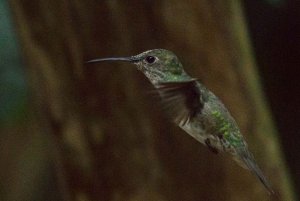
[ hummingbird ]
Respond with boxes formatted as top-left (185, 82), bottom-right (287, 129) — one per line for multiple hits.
top-left (87, 49), bottom-right (274, 194)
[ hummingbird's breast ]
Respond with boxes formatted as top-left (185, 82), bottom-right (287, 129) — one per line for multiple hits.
top-left (179, 93), bottom-right (240, 153)
top-left (179, 107), bottom-right (223, 150)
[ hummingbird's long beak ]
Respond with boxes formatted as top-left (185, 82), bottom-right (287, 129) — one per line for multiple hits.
top-left (86, 57), bottom-right (140, 64)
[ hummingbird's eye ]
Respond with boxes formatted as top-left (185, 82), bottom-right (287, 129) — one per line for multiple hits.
top-left (145, 56), bottom-right (156, 64)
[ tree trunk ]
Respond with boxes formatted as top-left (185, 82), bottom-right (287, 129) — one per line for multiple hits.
top-left (10, 0), bottom-right (295, 201)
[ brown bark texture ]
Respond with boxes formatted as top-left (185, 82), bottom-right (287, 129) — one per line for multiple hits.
top-left (10, 0), bottom-right (295, 201)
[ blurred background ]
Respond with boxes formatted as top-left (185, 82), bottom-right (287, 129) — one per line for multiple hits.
top-left (0, 0), bottom-right (299, 200)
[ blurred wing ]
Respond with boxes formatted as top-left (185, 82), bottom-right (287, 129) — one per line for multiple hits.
top-left (155, 79), bottom-right (203, 126)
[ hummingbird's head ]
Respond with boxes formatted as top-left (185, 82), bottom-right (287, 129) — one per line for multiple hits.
top-left (87, 49), bottom-right (189, 84)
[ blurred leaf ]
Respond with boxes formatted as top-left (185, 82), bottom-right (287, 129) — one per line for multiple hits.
top-left (0, 0), bottom-right (28, 125)
top-left (264, 0), bottom-right (285, 7)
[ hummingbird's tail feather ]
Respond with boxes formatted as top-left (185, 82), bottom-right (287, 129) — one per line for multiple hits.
top-left (236, 148), bottom-right (274, 194)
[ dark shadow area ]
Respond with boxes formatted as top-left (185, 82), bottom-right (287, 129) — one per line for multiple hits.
top-left (244, 0), bottom-right (300, 196)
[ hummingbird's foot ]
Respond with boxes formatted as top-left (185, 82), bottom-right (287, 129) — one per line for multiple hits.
top-left (205, 138), bottom-right (219, 154)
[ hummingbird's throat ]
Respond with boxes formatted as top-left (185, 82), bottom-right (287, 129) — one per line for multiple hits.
top-left (136, 63), bottom-right (143, 71)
